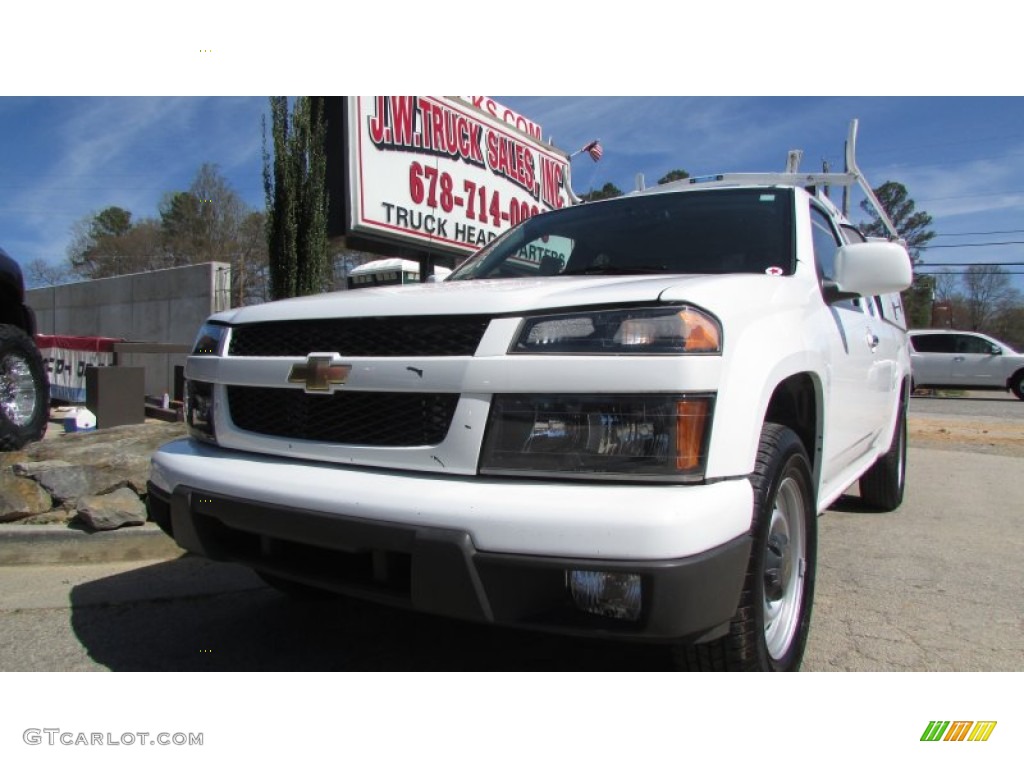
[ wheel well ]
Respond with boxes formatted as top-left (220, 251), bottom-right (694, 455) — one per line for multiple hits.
top-left (0, 287), bottom-right (30, 331)
top-left (764, 374), bottom-right (819, 473)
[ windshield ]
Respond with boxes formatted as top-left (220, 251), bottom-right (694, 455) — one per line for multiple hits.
top-left (448, 187), bottom-right (794, 280)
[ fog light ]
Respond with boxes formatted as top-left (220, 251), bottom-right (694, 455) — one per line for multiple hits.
top-left (185, 380), bottom-right (216, 443)
top-left (567, 570), bottom-right (642, 621)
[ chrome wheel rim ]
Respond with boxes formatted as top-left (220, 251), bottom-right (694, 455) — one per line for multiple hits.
top-left (0, 353), bottom-right (38, 427)
top-left (762, 474), bottom-right (807, 660)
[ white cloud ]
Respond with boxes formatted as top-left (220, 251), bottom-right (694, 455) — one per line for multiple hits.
top-left (3, 97), bottom-right (265, 268)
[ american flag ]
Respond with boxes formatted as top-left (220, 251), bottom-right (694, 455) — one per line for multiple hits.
top-left (582, 140), bottom-right (603, 162)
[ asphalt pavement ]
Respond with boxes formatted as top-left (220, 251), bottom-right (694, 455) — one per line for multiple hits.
top-left (1, 438), bottom-right (1021, 671)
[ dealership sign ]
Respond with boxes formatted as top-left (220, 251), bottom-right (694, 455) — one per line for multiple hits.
top-left (460, 96), bottom-right (543, 141)
top-left (346, 96), bottom-right (573, 256)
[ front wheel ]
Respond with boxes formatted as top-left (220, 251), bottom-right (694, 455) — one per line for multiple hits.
top-left (0, 324), bottom-right (50, 451)
top-left (673, 423), bottom-right (817, 671)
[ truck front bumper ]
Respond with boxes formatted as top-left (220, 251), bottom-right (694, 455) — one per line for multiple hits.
top-left (149, 438), bottom-right (754, 641)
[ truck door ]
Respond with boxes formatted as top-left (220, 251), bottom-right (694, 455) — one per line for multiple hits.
top-left (810, 206), bottom-right (888, 483)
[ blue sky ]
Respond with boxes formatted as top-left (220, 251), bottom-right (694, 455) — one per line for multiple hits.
top-left (3, 96), bottom-right (1023, 291)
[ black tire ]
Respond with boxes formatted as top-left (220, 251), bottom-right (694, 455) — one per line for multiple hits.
top-left (1010, 371), bottom-right (1024, 401)
top-left (255, 570), bottom-right (339, 600)
top-left (673, 423), bottom-right (817, 671)
top-left (859, 395), bottom-right (908, 511)
top-left (0, 324), bottom-right (49, 451)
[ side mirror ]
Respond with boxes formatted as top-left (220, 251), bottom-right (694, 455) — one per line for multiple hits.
top-left (829, 241), bottom-right (912, 302)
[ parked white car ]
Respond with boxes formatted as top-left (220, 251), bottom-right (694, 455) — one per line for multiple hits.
top-left (909, 330), bottom-right (1024, 400)
top-left (149, 128), bottom-right (913, 672)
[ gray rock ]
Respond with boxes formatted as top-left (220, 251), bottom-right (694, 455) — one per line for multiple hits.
top-left (28, 465), bottom-right (107, 503)
top-left (1, 421), bottom-right (186, 526)
top-left (13, 507), bottom-right (75, 525)
top-left (75, 488), bottom-right (147, 531)
top-left (0, 450), bottom-right (30, 470)
top-left (13, 459), bottom-right (74, 476)
top-left (24, 422), bottom-right (186, 465)
top-left (0, 470), bottom-right (52, 522)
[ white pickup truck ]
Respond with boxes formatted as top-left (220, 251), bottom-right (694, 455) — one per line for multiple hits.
top-left (149, 127), bottom-right (912, 671)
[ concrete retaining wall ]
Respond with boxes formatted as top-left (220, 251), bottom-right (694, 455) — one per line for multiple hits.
top-left (27, 263), bottom-right (230, 397)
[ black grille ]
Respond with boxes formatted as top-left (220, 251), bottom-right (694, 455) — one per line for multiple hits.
top-left (228, 316), bottom-right (490, 357)
top-left (228, 387), bottom-right (459, 446)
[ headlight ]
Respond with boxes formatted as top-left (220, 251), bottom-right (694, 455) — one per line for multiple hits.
top-left (512, 305), bottom-right (721, 355)
top-left (480, 394), bottom-right (713, 479)
top-left (192, 322), bottom-right (229, 356)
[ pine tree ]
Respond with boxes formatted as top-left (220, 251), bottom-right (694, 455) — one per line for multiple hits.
top-left (263, 97), bottom-right (330, 300)
top-left (859, 181), bottom-right (936, 327)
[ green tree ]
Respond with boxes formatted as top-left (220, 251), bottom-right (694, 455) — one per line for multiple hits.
top-left (859, 182), bottom-right (936, 254)
top-left (65, 166), bottom-right (264, 296)
top-left (160, 191), bottom-right (204, 266)
top-left (90, 206), bottom-right (133, 239)
top-left (579, 182), bottom-right (623, 202)
top-left (858, 181), bottom-right (936, 327)
top-left (658, 169), bottom-right (690, 185)
top-left (160, 163), bottom-right (248, 265)
top-left (263, 96), bottom-right (330, 300)
top-left (157, 164), bottom-right (268, 304)
top-left (67, 208), bottom-right (163, 278)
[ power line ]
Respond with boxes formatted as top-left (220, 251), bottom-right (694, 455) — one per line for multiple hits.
top-left (920, 241), bottom-right (1024, 249)
top-left (933, 229), bottom-right (1024, 237)
top-left (917, 264), bottom-right (1024, 269)
top-left (917, 190), bottom-right (1024, 202)
top-left (915, 270), bottom-right (1024, 275)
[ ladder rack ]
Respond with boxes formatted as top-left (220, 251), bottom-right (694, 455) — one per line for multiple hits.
top-left (647, 120), bottom-right (903, 243)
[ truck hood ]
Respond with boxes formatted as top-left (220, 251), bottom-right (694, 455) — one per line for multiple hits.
top-left (214, 274), bottom-right (799, 324)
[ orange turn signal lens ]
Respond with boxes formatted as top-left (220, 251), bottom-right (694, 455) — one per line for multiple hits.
top-left (679, 309), bottom-right (721, 352)
top-left (676, 399), bottom-right (710, 471)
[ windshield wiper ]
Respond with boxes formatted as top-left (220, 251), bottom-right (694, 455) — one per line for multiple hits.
top-left (561, 264), bottom-right (669, 276)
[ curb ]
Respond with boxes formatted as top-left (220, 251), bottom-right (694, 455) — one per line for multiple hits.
top-left (0, 523), bottom-right (184, 566)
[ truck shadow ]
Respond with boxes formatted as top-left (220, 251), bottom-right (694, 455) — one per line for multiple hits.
top-left (827, 493), bottom-right (886, 514)
top-left (68, 555), bottom-right (670, 671)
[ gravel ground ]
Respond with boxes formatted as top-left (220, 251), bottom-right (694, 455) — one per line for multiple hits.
top-left (908, 415), bottom-right (1024, 457)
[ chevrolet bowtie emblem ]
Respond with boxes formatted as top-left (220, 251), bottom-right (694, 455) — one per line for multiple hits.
top-left (287, 354), bottom-right (351, 394)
